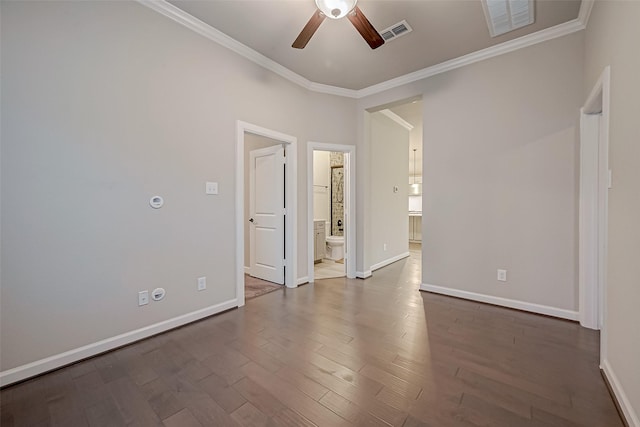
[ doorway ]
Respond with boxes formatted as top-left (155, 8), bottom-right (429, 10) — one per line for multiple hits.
top-left (365, 98), bottom-right (421, 276)
top-left (236, 121), bottom-right (298, 308)
top-left (307, 142), bottom-right (356, 282)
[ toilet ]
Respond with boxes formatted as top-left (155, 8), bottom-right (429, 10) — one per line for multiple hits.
top-left (325, 235), bottom-right (344, 261)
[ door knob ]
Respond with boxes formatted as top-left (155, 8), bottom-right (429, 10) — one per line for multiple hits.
top-left (249, 218), bottom-right (254, 223)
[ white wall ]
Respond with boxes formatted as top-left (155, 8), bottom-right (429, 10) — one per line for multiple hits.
top-left (584, 2), bottom-right (640, 424)
top-left (312, 151), bottom-right (330, 231)
top-left (0, 0), bottom-right (356, 376)
top-left (369, 112), bottom-right (410, 267)
top-left (358, 32), bottom-right (584, 315)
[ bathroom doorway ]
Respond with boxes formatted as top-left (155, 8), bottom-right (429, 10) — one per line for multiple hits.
top-left (307, 142), bottom-right (356, 282)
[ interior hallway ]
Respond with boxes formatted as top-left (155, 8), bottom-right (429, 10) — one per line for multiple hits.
top-left (0, 246), bottom-right (622, 426)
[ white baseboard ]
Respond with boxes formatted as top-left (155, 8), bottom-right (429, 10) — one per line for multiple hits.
top-left (371, 252), bottom-right (410, 272)
top-left (601, 359), bottom-right (640, 427)
top-left (297, 276), bottom-right (309, 286)
top-left (244, 266), bottom-right (251, 274)
top-left (420, 283), bottom-right (579, 321)
top-left (356, 270), bottom-right (372, 279)
top-left (0, 298), bottom-right (238, 387)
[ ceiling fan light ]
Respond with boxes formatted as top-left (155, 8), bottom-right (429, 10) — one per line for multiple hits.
top-left (315, 0), bottom-right (357, 19)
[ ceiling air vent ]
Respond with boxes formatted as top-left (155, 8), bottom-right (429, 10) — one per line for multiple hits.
top-left (380, 20), bottom-right (412, 43)
top-left (481, 0), bottom-right (535, 37)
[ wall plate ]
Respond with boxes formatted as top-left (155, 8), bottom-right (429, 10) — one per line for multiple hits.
top-left (151, 287), bottom-right (166, 301)
top-left (205, 182), bottom-right (218, 195)
top-left (149, 196), bottom-right (164, 209)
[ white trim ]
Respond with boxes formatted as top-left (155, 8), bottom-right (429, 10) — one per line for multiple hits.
top-left (420, 284), bottom-right (579, 321)
top-left (356, 270), bottom-right (372, 279)
top-left (307, 142), bottom-right (357, 283)
top-left (236, 121), bottom-right (298, 310)
top-left (138, 0), bottom-right (317, 94)
top-left (0, 299), bottom-right (237, 387)
top-left (578, 0), bottom-right (595, 28)
top-left (579, 67), bottom-right (610, 359)
top-left (308, 82), bottom-right (358, 98)
top-left (379, 110), bottom-right (414, 131)
top-left (244, 266), bottom-right (251, 275)
top-left (601, 359), bottom-right (640, 427)
top-left (136, 0), bottom-right (357, 99)
top-left (370, 252), bottom-right (410, 272)
top-left (138, 0), bottom-right (588, 99)
top-left (297, 276), bottom-right (309, 286)
top-left (357, 19), bottom-right (585, 98)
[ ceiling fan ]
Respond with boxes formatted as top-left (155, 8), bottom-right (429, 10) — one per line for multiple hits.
top-left (292, 0), bottom-right (385, 50)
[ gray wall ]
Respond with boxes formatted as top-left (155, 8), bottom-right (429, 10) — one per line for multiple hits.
top-left (420, 33), bottom-right (583, 311)
top-left (358, 32), bottom-right (584, 312)
top-left (584, 1), bottom-right (640, 420)
top-left (0, 1), bottom-right (356, 371)
top-left (5, 4), bottom-right (636, 416)
top-left (369, 112), bottom-right (410, 266)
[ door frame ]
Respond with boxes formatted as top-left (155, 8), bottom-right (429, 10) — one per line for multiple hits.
top-left (579, 66), bottom-right (610, 354)
top-left (307, 142), bottom-right (356, 281)
top-left (236, 121), bottom-right (298, 307)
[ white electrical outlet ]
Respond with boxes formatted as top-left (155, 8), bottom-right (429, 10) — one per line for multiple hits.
top-left (197, 276), bottom-right (207, 291)
top-left (138, 290), bottom-right (149, 306)
top-left (497, 269), bottom-right (507, 282)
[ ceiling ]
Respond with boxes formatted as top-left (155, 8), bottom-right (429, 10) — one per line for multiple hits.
top-left (167, 0), bottom-right (582, 90)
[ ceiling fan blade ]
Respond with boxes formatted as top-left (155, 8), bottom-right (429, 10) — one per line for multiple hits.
top-left (347, 6), bottom-right (385, 49)
top-left (292, 10), bottom-right (326, 49)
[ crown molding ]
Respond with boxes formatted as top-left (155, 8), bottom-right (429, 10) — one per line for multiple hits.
top-left (138, 0), bottom-right (589, 100)
top-left (356, 18), bottom-right (586, 98)
top-left (137, 0), bottom-right (357, 98)
top-left (308, 82), bottom-right (359, 98)
top-left (578, 0), bottom-right (595, 28)
top-left (379, 109), bottom-right (414, 131)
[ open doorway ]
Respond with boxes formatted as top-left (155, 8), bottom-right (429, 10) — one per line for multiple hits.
top-left (365, 97), bottom-right (422, 277)
top-left (307, 142), bottom-right (356, 282)
top-left (383, 100), bottom-right (423, 251)
top-left (236, 121), bottom-right (297, 307)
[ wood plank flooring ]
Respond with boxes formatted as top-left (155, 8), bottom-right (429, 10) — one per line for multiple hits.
top-left (0, 247), bottom-right (623, 426)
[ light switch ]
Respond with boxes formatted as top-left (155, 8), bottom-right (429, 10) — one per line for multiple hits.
top-left (206, 182), bottom-right (218, 195)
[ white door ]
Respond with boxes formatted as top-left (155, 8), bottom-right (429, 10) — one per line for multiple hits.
top-left (249, 145), bottom-right (285, 284)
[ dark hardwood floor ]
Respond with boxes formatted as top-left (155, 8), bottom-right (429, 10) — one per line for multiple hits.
top-left (0, 247), bottom-right (623, 426)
